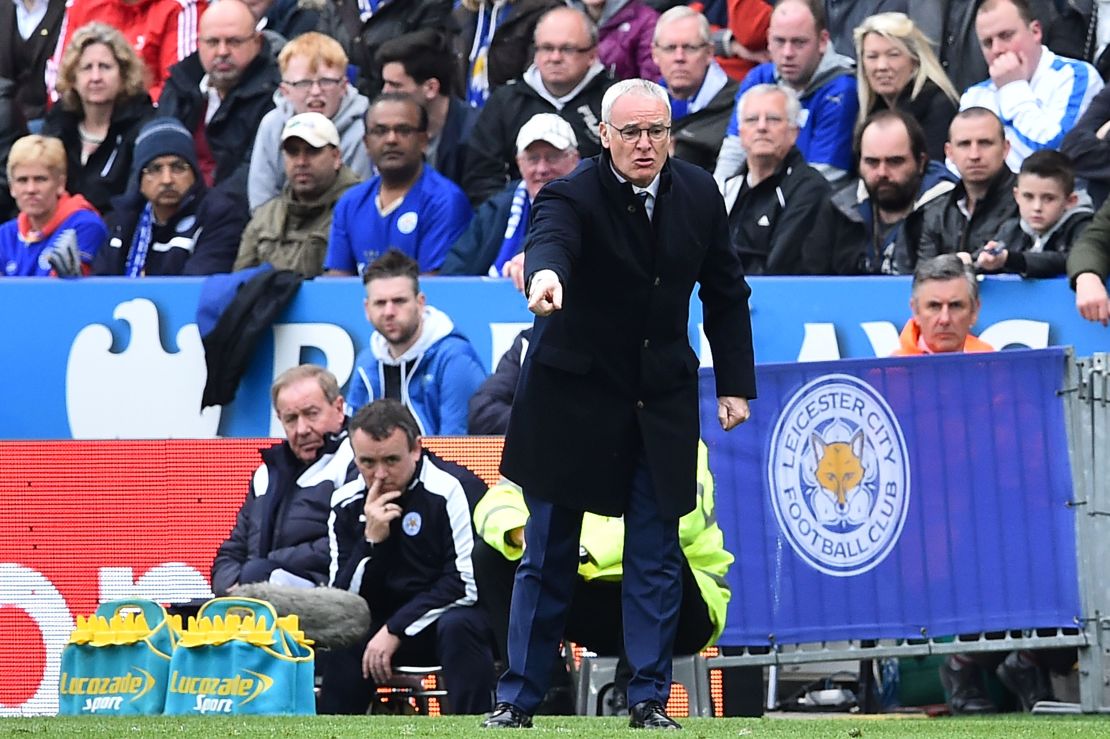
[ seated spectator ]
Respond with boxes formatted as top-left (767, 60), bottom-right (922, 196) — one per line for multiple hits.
top-left (714, 0), bottom-right (858, 187)
top-left (960, 0), bottom-right (1102, 172)
top-left (0, 134), bottom-right (106, 277)
top-left (0, 0), bottom-right (64, 128)
top-left (809, 109), bottom-right (956, 275)
top-left (327, 399), bottom-right (495, 715)
top-left (377, 29), bottom-right (477, 190)
top-left (346, 250), bottom-right (487, 433)
top-left (577, 0), bottom-right (660, 81)
top-left (325, 94), bottom-right (472, 275)
top-left (317, 0), bottom-right (453, 98)
top-left (722, 84), bottom-right (829, 275)
top-left (454, 0), bottom-right (565, 108)
top-left (653, 6), bottom-right (738, 172)
top-left (976, 150), bottom-right (1092, 277)
top-left (157, 0), bottom-right (280, 204)
top-left (474, 440), bottom-right (732, 714)
top-left (1069, 194), bottom-right (1110, 325)
top-left (892, 254), bottom-right (993, 356)
top-left (211, 364), bottom-right (357, 596)
top-left (463, 6), bottom-right (612, 205)
top-left (46, 0), bottom-right (204, 102)
top-left (710, 0), bottom-right (770, 83)
top-left (248, 32), bottom-right (371, 211)
top-left (41, 23), bottom-right (155, 217)
top-left (441, 113), bottom-right (580, 276)
top-left (94, 118), bottom-right (248, 276)
top-left (235, 113), bottom-right (361, 276)
top-left (1062, 83), bottom-right (1110, 208)
top-left (917, 108), bottom-right (1018, 263)
top-left (854, 12), bottom-right (959, 164)
top-left (468, 327), bottom-right (531, 435)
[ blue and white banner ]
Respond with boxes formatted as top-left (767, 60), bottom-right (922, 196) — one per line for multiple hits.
top-left (1, 276), bottom-right (1108, 439)
top-left (701, 348), bottom-right (1080, 645)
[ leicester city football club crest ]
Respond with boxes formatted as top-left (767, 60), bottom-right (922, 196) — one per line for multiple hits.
top-left (402, 511), bottom-right (422, 537)
top-left (767, 374), bottom-right (910, 577)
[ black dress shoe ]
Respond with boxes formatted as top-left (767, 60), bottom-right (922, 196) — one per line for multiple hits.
top-left (481, 702), bottom-right (533, 728)
top-left (629, 700), bottom-right (682, 730)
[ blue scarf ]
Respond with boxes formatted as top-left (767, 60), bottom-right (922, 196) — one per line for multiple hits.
top-left (356, 0), bottom-right (391, 23)
top-left (124, 202), bottom-right (155, 278)
top-left (467, 1), bottom-right (506, 108)
top-left (490, 181), bottom-right (530, 275)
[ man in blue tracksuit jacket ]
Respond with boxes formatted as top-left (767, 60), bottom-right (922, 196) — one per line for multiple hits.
top-left (346, 249), bottom-right (487, 434)
top-left (713, 0), bottom-right (857, 186)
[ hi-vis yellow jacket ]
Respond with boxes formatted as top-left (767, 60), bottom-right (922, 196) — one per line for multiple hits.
top-left (473, 441), bottom-right (734, 648)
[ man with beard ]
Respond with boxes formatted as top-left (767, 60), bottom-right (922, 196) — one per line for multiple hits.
top-left (325, 94), bottom-right (471, 275)
top-left (94, 118), bottom-right (247, 276)
top-left (234, 113), bottom-right (361, 277)
top-left (345, 249), bottom-right (486, 432)
top-left (808, 109), bottom-right (957, 274)
top-left (721, 84), bottom-right (829, 275)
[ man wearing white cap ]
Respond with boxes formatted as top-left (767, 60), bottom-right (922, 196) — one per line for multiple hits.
top-left (234, 111), bottom-right (362, 276)
top-left (441, 113), bottom-right (580, 276)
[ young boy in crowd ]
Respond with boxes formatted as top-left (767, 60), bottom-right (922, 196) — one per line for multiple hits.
top-left (976, 150), bottom-right (1092, 277)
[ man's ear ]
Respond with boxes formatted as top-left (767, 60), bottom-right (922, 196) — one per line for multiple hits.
top-left (1066, 191), bottom-right (1079, 209)
top-left (599, 121), bottom-right (610, 150)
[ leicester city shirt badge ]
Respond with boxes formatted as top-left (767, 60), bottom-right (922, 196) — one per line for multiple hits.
top-left (767, 374), bottom-right (910, 577)
top-left (402, 511), bottom-right (422, 537)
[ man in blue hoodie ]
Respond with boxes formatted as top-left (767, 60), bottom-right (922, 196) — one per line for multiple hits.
top-left (346, 249), bottom-right (487, 434)
top-left (713, 0), bottom-right (857, 186)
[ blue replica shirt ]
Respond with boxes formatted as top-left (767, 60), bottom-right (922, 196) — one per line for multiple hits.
top-left (0, 210), bottom-right (107, 276)
top-left (326, 165), bottom-right (473, 274)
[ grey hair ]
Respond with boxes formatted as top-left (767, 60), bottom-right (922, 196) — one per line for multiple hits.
top-left (911, 254), bottom-right (979, 302)
top-left (271, 364), bottom-right (341, 409)
top-left (737, 83), bottom-right (802, 129)
top-left (653, 6), bottom-right (711, 45)
top-left (601, 79), bottom-right (672, 123)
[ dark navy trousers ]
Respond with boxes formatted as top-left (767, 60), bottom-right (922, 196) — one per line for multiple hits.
top-left (496, 455), bottom-right (684, 712)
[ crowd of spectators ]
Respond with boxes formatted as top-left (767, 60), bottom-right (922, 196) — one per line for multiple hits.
top-left (3, 0), bottom-right (1110, 289)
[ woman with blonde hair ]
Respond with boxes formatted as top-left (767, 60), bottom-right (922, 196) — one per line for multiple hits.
top-left (41, 22), bottom-right (154, 216)
top-left (854, 12), bottom-right (958, 162)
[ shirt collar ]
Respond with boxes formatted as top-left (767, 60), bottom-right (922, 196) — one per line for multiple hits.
top-left (609, 162), bottom-right (660, 199)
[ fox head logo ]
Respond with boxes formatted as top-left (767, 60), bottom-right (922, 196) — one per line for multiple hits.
top-left (812, 431), bottom-right (864, 507)
top-left (808, 429), bottom-right (872, 526)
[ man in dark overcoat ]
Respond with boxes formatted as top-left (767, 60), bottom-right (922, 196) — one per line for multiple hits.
top-left (482, 78), bottom-right (756, 730)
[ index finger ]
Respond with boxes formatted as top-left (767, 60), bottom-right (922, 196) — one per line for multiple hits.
top-left (366, 478), bottom-right (383, 500)
top-left (377, 490), bottom-right (403, 504)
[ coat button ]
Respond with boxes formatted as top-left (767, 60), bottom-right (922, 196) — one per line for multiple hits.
top-left (636, 400), bottom-right (644, 409)
top-left (653, 277), bottom-right (661, 286)
top-left (627, 204), bottom-right (636, 213)
top-left (643, 339), bottom-right (650, 348)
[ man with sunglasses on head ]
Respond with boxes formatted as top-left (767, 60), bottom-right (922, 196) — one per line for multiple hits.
top-left (325, 93), bottom-right (471, 275)
top-left (157, 0), bottom-right (280, 206)
top-left (247, 32), bottom-right (372, 211)
top-left (481, 78), bottom-right (755, 731)
top-left (463, 6), bottom-right (612, 206)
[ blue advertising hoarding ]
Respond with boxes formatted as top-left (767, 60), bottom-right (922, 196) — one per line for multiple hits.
top-left (0, 275), bottom-right (1107, 439)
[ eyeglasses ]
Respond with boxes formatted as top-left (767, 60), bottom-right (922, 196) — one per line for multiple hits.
top-left (282, 77), bottom-right (344, 92)
top-left (519, 150), bottom-right (573, 167)
top-left (653, 42), bottom-right (710, 55)
top-left (141, 160), bottom-right (192, 176)
top-left (535, 44), bottom-right (595, 56)
top-left (199, 34), bottom-right (256, 51)
top-left (367, 124), bottom-right (424, 138)
top-left (609, 123), bottom-right (671, 143)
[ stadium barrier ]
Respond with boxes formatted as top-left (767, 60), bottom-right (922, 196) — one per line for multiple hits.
top-left (3, 351), bottom-right (1109, 714)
